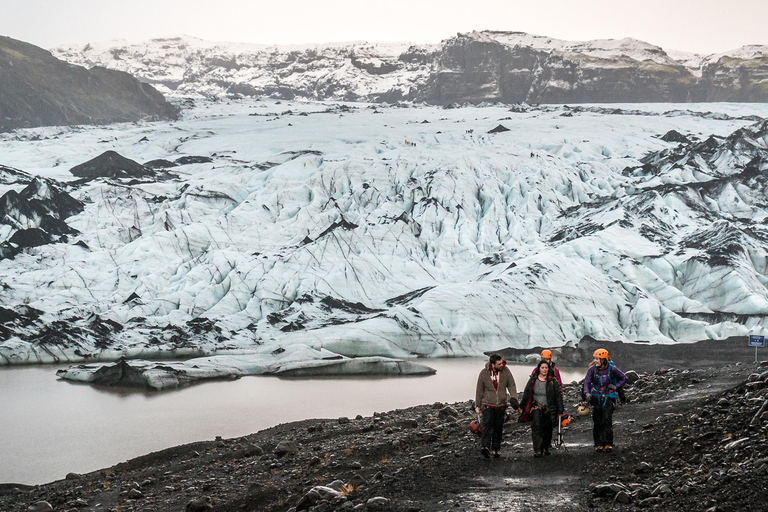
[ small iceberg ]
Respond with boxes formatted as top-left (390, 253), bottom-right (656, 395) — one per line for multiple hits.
top-left (56, 345), bottom-right (436, 390)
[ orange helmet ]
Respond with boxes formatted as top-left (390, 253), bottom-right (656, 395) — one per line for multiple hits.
top-left (541, 349), bottom-right (553, 359)
top-left (593, 348), bottom-right (609, 359)
top-left (561, 417), bottom-right (571, 428)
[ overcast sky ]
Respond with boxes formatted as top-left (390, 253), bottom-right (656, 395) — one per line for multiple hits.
top-left (1, 0), bottom-right (766, 54)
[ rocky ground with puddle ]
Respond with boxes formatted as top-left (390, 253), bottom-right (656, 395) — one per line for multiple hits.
top-left (2, 343), bottom-right (768, 512)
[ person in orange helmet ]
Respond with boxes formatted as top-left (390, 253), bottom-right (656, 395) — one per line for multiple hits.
top-left (531, 349), bottom-right (563, 393)
top-left (583, 348), bottom-right (627, 453)
top-left (519, 359), bottom-right (564, 457)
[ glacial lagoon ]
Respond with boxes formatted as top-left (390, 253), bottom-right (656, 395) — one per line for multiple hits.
top-left (0, 358), bottom-right (585, 484)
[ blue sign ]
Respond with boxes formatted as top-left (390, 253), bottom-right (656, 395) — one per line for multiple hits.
top-left (749, 335), bottom-right (765, 347)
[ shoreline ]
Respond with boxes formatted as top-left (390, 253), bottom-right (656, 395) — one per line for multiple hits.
top-left (3, 343), bottom-right (768, 510)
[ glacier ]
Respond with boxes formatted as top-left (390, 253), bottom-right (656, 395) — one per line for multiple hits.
top-left (1, 99), bottom-right (768, 380)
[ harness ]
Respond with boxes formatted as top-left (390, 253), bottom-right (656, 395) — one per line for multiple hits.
top-left (590, 361), bottom-right (618, 408)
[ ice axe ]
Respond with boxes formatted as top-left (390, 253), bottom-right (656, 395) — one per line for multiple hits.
top-left (555, 413), bottom-right (572, 449)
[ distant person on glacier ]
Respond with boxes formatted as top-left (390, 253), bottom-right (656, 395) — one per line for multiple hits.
top-left (475, 354), bottom-right (519, 458)
top-left (518, 359), bottom-right (564, 457)
top-left (583, 348), bottom-right (628, 452)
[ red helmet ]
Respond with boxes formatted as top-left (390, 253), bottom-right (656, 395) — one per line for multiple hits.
top-left (469, 420), bottom-right (482, 436)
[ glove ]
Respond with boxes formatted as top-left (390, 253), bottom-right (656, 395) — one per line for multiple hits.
top-left (608, 384), bottom-right (617, 391)
top-left (509, 397), bottom-right (520, 410)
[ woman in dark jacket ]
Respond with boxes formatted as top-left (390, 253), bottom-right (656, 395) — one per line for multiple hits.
top-left (518, 359), bottom-right (564, 457)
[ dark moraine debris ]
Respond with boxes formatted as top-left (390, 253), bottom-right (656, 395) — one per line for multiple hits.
top-left (660, 129), bottom-right (691, 143)
top-left (488, 124), bottom-right (510, 133)
top-left (8, 227), bottom-right (54, 248)
top-left (174, 155), bottom-right (213, 165)
top-left (143, 159), bottom-right (178, 169)
top-left (320, 295), bottom-right (384, 314)
top-left (69, 151), bottom-right (153, 179)
top-left (87, 358), bottom-right (150, 387)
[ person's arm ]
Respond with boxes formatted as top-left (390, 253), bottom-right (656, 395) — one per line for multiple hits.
top-left (519, 376), bottom-right (533, 411)
top-left (553, 379), bottom-right (564, 415)
top-left (505, 368), bottom-right (519, 409)
top-left (475, 371), bottom-right (484, 413)
top-left (554, 367), bottom-right (563, 390)
top-left (611, 366), bottom-right (628, 389)
top-left (583, 366), bottom-right (594, 398)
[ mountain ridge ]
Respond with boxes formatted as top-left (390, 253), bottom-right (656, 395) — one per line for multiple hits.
top-left (51, 31), bottom-right (768, 103)
top-left (0, 35), bottom-right (178, 132)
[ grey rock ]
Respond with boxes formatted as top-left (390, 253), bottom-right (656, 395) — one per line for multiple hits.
top-left (244, 443), bottom-right (264, 457)
top-left (186, 498), bottom-right (213, 512)
top-left (274, 440), bottom-right (300, 457)
top-left (438, 406), bottom-right (459, 419)
top-left (127, 489), bottom-right (144, 499)
top-left (338, 417), bottom-right (351, 424)
top-left (615, 490), bottom-right (632, 504)
top-left (366, 497), bottom-right (390, 509)
top-left (27, 502), bottom-right (53, 512)
top-left (327, 480), bottom-right (347, 492)
top-left (638, 496), bottom-right (663, 507)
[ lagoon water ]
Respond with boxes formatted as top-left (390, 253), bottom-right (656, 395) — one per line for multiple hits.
top-left (0, 358), bottom-right (586, 484)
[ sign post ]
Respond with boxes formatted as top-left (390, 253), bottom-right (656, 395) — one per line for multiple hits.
top-left (749, 335), bottom-right (765, 364)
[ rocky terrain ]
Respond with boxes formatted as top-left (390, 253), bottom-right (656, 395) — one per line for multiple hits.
top-left (0, 36), bottom-right (177, 132)
top-left (51, 31), bottom-right (768, 104)
top-left (2, 340), bottom-right (767, 511)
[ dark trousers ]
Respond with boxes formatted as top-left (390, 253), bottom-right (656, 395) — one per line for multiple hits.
top-left (480, 407), bottom-right (505, 451)
top-left (592, 397), bottom-right (615, 446)
top-left (531, 406), bottom-right (552, 452)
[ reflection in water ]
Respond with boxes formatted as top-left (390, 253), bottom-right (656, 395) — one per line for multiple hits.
top-left (0, 359), bottom-right (585, 484)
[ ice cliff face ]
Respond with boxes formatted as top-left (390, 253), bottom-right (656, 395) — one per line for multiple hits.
top-left (51, 31), bottom-right (768, 104)
top-left (1, 100), bottom-right (768, 365)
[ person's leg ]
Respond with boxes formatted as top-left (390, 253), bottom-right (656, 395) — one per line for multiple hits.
top-left (541, 407), bottom-right (552, 453)
top-left (603, 399), bottom-right (615, 449)
top-left (491, 408), bottom-right (504, 454)
top-left (479, 407), bottom-right (492, 457)
top-left (531, 408), bottom-right (544, 455)
top-left (592, 401), bottom-right (604, 449)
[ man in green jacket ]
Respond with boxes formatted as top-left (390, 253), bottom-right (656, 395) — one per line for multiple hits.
top-left (475, 354), bottom-right (519, 458)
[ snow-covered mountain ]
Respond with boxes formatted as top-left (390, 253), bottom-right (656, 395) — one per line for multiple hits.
top-left (51, 31), bottom-right (768, 103)
top-left (1, 99), bottom-right (768, 374)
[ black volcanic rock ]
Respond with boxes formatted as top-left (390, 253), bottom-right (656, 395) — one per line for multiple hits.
top-left (661, 130), bottom-right (691, 143)
top-left (488, 124), bottom-right (510, 133)
top-left (174, 155), bottom-right (213, 165)
top-left (0, 36), bottom-right (177, 132)
top-left (144, 159), bottom-right (178, 169)
top-left (697, 54), bottom-right (768, 101)
top-left (419, 32), bottom-right (696, 105)
top-left (70, 151), bottom-right (153, 179)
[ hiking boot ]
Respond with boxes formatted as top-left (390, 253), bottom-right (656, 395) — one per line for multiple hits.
top-left (604, 445), bottom-right (613, 452)
top-left (534, 451), bottom-right (543, 458)
top-left (481, 447), bottom-right (491, 458)
top-left (595, 446), bottom-right (603, 452)
top-left (543, 448), bottom-right (551, 456)
top-left (492, 451), bottom-right (501, 459)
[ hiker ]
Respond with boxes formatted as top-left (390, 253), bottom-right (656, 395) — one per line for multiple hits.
top-left (531, 349), bottom-right (563, 396)
top-left (583, 348), bottom-right (628, 452)
top-left (519, 359), bottom-right (564, 457)
top-left (475, 354), bottom-right (519, 459)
